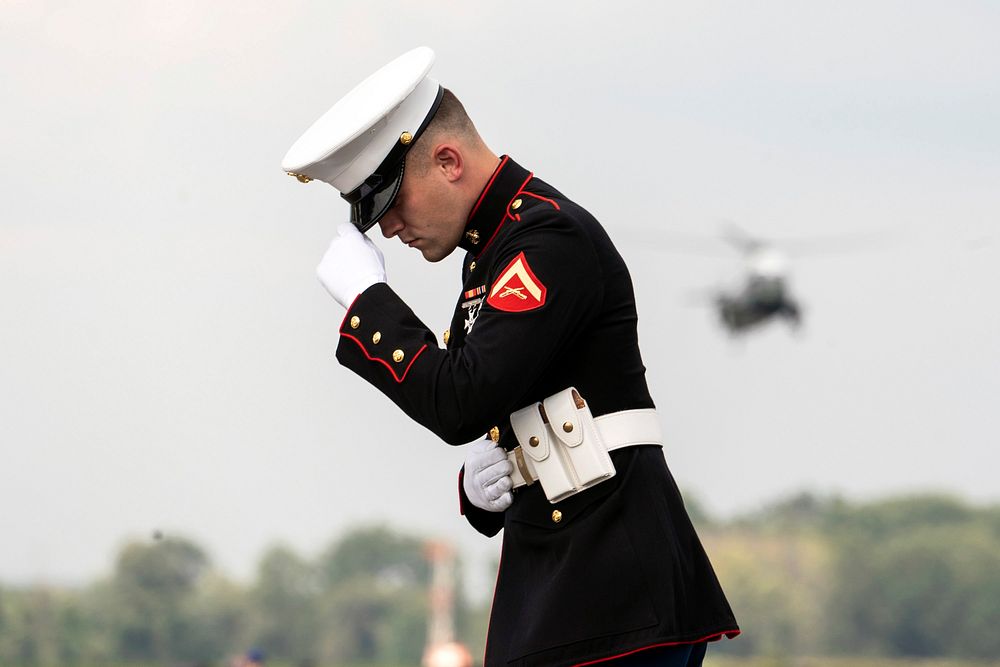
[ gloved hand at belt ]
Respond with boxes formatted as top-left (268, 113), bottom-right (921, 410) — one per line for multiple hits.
top-left (317, 222), bottom-right (387, 308)
top-left (463, 438), bottom-right (514, 512)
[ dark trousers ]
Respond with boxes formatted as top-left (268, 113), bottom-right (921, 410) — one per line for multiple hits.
top-left (590, 642), bottom-right (708, 667)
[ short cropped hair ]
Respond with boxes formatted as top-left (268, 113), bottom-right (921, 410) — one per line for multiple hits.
top-left (410, 88), bottom-right (480, 172)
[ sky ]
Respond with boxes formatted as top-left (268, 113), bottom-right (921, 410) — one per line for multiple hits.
top-left (1, 1), bottom-right (998, 591)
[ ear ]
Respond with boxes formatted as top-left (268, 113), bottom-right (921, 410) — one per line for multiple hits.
top-left (432, 144), bottom-right (463, 182)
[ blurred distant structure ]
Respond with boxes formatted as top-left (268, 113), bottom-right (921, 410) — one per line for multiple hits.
top-left (229, 647), bottom-right (264, 667)
top-left (422, 541), bottom-right (473, 667)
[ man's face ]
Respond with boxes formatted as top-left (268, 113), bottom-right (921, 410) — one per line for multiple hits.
top-left (376, 157), bottom-right (467, 263)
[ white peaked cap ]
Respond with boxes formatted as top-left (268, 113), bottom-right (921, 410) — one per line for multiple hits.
top-left (282, 47), bottom-right (443, 231)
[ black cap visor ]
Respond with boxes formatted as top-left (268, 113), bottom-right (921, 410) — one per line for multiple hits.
top-left (344, 160), bottom-right (405, 233)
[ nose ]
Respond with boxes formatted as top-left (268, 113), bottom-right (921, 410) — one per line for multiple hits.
top-left (378, 211), bottom-right (404, 239)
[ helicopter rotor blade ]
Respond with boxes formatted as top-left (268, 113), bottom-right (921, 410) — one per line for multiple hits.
top-left (773, 225), bottom-right (906, 258)
top-left (718, 219), bottom-right (764, 253)
top-left (614, 227), bottom-right (735, 258)
top-left (680, 287), bottom-right (720, 306)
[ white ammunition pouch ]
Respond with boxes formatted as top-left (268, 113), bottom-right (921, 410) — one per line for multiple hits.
top-left (506, 387), bottom-right (663, 504)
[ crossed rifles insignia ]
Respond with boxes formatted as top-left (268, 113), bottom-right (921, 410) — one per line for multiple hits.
top-left (497, 286), bottom-right (528, 300)
top-left (486, 252), bottom-right (547, 313)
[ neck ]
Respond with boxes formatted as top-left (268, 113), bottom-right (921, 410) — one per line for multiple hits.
top-left (462, 150), bottom-right (502, 217)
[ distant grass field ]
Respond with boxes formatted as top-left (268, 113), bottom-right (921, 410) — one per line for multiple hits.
top-left (299, 660), bottom-right (1000, 667)
top-left (244, 659), bottom-right (1000, 667)
top-left (40, 660), bottom-right (1000, 667)
top-left (705, 658), bottom-right (1000, 667)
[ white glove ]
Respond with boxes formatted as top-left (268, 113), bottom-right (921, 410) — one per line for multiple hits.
top-left (316, 223), bottom-right (387, 308)
top-left (462, 439), bottom-right (514, 512)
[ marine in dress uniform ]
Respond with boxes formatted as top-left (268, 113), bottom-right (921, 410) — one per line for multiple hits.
top-left (283, 47), bottom-right (739, 667)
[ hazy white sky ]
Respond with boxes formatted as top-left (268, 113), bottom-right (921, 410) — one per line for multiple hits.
top-left (2, 1), bottom-right (998, 589)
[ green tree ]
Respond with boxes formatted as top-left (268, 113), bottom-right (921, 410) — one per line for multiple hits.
top-left (319, 525), bottom-right (430, 589)
top-left (315, 525), bottom-right (432, 665)
top-left (829, 522), bottom-right (1000, 658)
top-left (824, 495), bottom-right (1000, 658)
top-left (107, 536), bottom-right (210, 664)
top-left (246, 545), bottom-right (321, 665)
top-left (0, 587), bottom-right (59, 666)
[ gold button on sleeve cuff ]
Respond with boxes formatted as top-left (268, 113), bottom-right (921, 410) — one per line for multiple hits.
top-left (551, 510), bottom-right (562, 523)
top-left (372, 332), bottom-right (382, 344)
top-left (392, 349), bottom-right (405, 363)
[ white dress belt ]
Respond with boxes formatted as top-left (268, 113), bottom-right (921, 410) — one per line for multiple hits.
top-left (506, 408), bottom-right (663, 489)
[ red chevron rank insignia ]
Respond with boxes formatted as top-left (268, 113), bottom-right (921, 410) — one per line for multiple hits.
top-left (487, 252), bottom-right (547, 312)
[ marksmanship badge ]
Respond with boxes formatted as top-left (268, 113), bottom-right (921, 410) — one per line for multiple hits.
top-left (462, 297), bottom-right (484, 334)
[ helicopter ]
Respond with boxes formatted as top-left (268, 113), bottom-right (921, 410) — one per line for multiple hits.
top-left (713, 237), bottom-right (802, 335)
top-left (624, 222), bottom-right (895, 337)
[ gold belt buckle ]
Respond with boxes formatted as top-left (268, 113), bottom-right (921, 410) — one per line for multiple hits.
top-left (513, 446), bottom-right (535, 486)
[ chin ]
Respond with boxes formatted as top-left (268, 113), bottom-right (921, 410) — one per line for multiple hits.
top-left (422, 250), bottom-right (447, 263)
top-left (421, 244), bottom-right (458, 263)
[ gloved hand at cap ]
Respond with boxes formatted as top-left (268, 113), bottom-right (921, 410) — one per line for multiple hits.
top-left (462, 438), bottom-right (514, 512)
top-left (316, 223), bottom-right (387, 308)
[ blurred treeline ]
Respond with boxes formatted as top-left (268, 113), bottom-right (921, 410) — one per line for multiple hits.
top-left (0, 525), bottom-right (484, 666)
top-left (1, 493), bottom-right (999, 666)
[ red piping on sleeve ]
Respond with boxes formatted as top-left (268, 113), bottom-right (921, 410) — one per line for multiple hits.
top-left (339, 334), bottom-right (428, 383)
top-left (570, 629), bottom-right (742, 667)
top-left (339, 292), bottom-right (364, 330)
